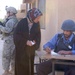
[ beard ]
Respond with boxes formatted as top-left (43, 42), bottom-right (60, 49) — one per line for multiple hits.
top-left (64, 34), bottom-right (72, 39)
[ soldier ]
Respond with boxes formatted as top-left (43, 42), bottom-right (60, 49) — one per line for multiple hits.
top-left (0, 7), bottom-right (18, 75)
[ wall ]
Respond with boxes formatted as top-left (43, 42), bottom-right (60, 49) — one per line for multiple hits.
top-left (58, 0), bottom-right (75, 32)
top-left (40, 0), bottom-right (58, 50)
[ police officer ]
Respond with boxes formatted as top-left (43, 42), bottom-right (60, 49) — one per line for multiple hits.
top-left (0, 6), bottom-right (18, 75)
top-left (36, 20), bottom-right (75, 75)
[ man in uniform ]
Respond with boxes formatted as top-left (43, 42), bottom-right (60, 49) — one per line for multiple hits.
top-left (37, 19), bottom-right (75, 75)
top-left (0, 6), bottom-right (18, 75)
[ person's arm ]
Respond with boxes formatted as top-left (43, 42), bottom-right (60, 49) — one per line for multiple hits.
top-left (72, 44), bottom-right (75, 54)
top-left (58, 50), bottom-right (72, 55)
top-left (58, 50), bottom-right (75, 55)
top-left (72, 50), bottom-right (75, 54)
top-left (0, 19), bottom-right (15, 33)
top-left (34, 22), bottom-right (41, 50)
top-left (43, 34), bottom-right (58, 53)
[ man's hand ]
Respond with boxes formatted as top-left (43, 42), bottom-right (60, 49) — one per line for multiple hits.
top-left (45, 47), bottom-right (51, 54)
top-left (58, 50), bottom-right (72, 55)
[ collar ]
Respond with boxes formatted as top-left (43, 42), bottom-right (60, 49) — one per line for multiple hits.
top-left (27, 18), bottom-right (33, 26)
top-left (7, 15), bottom-right (16, 19)
top-left (62, 33), bottom-right (74, 43)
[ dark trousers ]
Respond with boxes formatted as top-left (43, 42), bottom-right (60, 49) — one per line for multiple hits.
top-left (64, 66), bottom-right (75, 75)
top-left (15, 45), bottom-right (35, 75)
top-left (36, 60), bottom-right (75, 75)
top-left (15, 53), bottom-right (35, 75)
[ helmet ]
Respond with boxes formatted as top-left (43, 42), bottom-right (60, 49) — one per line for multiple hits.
top-left (61, 20), bottom-right (75, 31)
top-left (6, 7), bottom-right (17, 14)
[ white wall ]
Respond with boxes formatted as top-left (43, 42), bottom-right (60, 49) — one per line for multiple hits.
top-left (58, 0), bottom-right (75, 32)
top-left (40, 0), bottom-right (58, 50)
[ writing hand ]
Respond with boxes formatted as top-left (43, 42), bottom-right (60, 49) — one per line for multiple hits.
top-left (45, 47), bottom-right (52, 54)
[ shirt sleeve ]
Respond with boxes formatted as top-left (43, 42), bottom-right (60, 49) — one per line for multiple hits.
top-left (0, 19), bottom-right (15, 33)
top-left (72, 43), bottom-right (75, 54)
top-left (43, 34), bottom-right (58, 50)
top-left (72, 50), bottom-right (75, 54)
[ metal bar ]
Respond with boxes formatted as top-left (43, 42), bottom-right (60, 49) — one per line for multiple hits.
top-left (51, 59), bottom-right (75, 75)
top-left (55, 61), bottom-right (75, 65)
top-left (39, 58), bottom-right (42, 63)
top-left (52, 60), bottom-right (55, 75)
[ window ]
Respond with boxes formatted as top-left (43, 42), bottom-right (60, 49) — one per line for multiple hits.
top-left (34, 0), bottom-right (46, 29)
top-left (25, 0), bottom-right (46, 29)
top-left (38, 0), bottom-right (46, 29)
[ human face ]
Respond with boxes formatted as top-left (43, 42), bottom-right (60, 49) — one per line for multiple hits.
top-left (63, 30), bottom-right (72, 39)
top-left (33, 16), bottom-right (41, 23)
top-left (6, 11), bottom-right (14, 17)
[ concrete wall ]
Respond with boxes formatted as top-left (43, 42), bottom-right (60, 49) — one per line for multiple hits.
top-left (58, 0), bottom-right (75, 32)
top-left (40, 0), bottom-right (75, 50)
top-left (40, 0), bottom-right (58, 50)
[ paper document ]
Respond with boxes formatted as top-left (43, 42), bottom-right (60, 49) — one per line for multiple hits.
top-left (51, 51), bottom-right (60, 56)
top-left (30, 41), bottom-right (35, 45)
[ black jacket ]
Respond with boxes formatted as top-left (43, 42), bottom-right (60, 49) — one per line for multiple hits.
top-left (14, 18), bottom-right (41, 60)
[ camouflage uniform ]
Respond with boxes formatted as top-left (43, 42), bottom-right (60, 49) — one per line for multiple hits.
top-left (0, 15), bottom-right (18, 71)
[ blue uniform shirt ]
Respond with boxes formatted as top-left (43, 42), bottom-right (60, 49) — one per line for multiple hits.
top-left (43, 33), bottom-right (75, 54)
